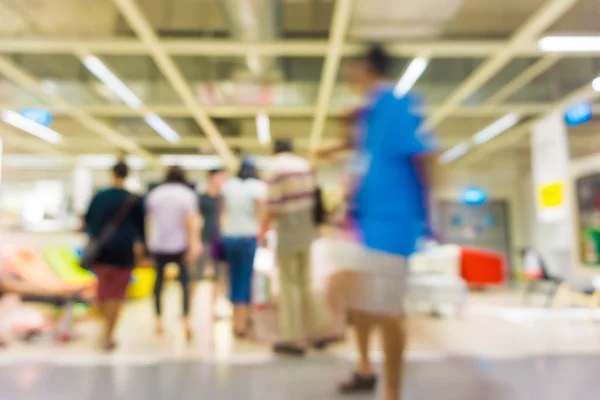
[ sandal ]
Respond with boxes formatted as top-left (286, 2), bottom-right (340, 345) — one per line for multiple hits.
top-left (273, 343), bottom-right (306, 357)
top-left (338, 372), bottom-right (377, 394)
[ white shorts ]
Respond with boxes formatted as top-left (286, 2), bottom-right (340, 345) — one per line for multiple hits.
top-left (329, 239), bottom-right (407, 316)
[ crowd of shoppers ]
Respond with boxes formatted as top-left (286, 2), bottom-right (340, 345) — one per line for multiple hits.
top-left (80, 42), bottom-right (432, 400)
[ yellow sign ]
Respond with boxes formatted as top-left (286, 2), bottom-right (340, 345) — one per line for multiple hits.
top-left (538, 182), bottom-right (563, 208)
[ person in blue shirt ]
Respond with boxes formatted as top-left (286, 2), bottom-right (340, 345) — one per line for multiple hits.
top-left (334, 45), bottom-right (434, 400)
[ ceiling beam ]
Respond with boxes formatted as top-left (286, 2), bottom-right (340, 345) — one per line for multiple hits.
top-left (456, 80), bottom-right (599, 167)
top-left (424, 0), bottom-right (581, 130)
top-left (0, 56), bottom-right (156, 162)
top-left (0, 130), bottom-right (75, 160)
top-left (2, 103), bottom-right (590, 119)
top-left (484, 55), bottom-right (561, 105)
top-left (308, 0), bottom-right (356, 155)
top-left (110, 0), bottom-right (236, 170)
top-left (0, 38), bottom-right (510, 57)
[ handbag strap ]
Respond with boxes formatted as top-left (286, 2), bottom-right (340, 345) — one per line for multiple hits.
top-left (95, 193), bottom-right (137, 246)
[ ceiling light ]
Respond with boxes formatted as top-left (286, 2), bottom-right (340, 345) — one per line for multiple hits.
top-left (472, 113), bottom-right (520, 145)
top-left (144, 113), bottom-right (181, 144)
top-left (82, 55), bottom-right (142, 109)
top-left (2, 110), bottom-right (62, 144)
top-left (592, 77), bottom-right (600, 92)
top-left (439, 142), bottom-right (471, 164)
top-left (256, 113), bottom-right (271, 144)
top-left (539, 36), bottom-right (600, 52)
top-left (394, 57), bottom-right (429, 98)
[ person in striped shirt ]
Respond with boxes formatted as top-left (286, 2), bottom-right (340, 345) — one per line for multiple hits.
top-left (263, 139), bottom-right (327, 356)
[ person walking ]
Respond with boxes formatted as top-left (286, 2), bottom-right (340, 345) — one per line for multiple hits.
top-left (262, 139), bottom-right (329, 356)
top-left (197, 169), bottom-right (226, 279)
top-left (221, 158), bottom-right (266, 338)
top-left (84, 161), bottom-right (146, 351)
top-left (334, 45), bottom-right (435, 400)
top-left (146, 166), bottom-right (202, 341)
top-left (197, 169), bottom-right (227, 317)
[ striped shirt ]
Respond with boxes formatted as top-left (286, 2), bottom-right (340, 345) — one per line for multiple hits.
top-left (267, 152), bottom-right (316, 253)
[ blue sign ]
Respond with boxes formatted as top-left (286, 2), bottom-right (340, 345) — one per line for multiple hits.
top-left (463, 188), bottom-right (487, 206)
top-left (564, 102), bottom-right (592, 126)
top-left (19, 108), bottom-right (53, 127)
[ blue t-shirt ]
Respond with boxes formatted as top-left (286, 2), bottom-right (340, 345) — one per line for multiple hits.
top-left (352, 86), bottom-right (433, 257)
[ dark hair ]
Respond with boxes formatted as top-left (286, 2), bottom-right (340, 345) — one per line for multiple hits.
top-left (165, 166), bottom-right (187, 184)
top-left (208, 168), bottom-right (224, 179)
top-left (238, 158), bottom-right (258, 180)
top-left (364, 44), bottom-right (390, 77)
top-left (112, 161), bottom-right (129, 179)
top-left (273, 138), bottom-right (293, 154)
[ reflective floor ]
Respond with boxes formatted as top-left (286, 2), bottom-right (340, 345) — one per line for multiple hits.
top-left (2, 354), bottom-right (600, 399)
top-left (1, 283), bottom-right (600, 399)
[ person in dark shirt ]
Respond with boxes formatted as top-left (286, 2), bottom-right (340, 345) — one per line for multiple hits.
top-left (196, 168), bottom-right (226, 318)
top-left (197, 168), bottom-right (226, 280)
top-left (84, 161), bottom-right (145, 351)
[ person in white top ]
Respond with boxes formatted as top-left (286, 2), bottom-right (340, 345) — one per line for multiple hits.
top-left (146, 166), bottom-right (202, 340)
top-left (221, 158), bottom-right (266, 337)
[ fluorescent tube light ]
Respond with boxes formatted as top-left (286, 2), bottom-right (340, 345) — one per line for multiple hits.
top-left (439, 142), bottom-right (471, 164)
top-left (82, 55), bottom-right (142, 109)
top-left (539, 36), bottom-right (600, 52)
top-left (592, 77), bottom-right (600, 92)
top-left (256, 113), bottom-right (271, 144)
top-left (2, 110), bottom-right (62, 144)
top-left (472, 113), bottom-right (520, 145)
top-left (394, 57), bottom-right (429, 97)
top-left (144, 113), bottom-right (181, 144)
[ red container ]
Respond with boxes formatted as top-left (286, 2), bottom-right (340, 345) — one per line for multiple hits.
top-left (460, 247), bottom-right (506, 286)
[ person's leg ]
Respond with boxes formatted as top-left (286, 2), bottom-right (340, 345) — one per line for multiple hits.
top-left (379, 316), bottom-right (405, 400)
top-left (297, 247), bottom-right (328, 339)
top-left (353, 310), bottom-right (375, 376)
top-left (276, 251), bottom-right (302, 345)
top-left (235, 237), bottom-right (256, 335)
top-left (153, 255), bottom-right (167, 335)
top-left (339, 309), bottom-right (377, 393)
top-left (224, 238), bottom-right (245, 335)
top-left (101, 268), bottom-right (132, 350)
top-left (102, 300), bottom-right (121, 348)
top-left (176, 254), bottom-right (192, 340)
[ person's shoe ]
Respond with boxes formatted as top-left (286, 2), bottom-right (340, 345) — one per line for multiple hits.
top-left (154, 321), bottom-right (164, 337)
top-left (338, 373), bottom-right (377, 394)
top-left (273, 343), bottom-right (306, 357)
top-left (311, 335), bottom-right (345, 350)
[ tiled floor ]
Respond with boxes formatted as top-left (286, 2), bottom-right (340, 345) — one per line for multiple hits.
top-left (2, 283), bottom-right (600, 399)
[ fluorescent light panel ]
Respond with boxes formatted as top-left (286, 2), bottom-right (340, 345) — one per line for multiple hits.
top-left (256, 113), bottom-right (271, 144)
top-left (439, 142), bottom-right (471, 164)
top-left (144, 113), bottom-right (181, 144)
top-left (539, 36), bottom-right (600, 52)
top-left (394, 57), bottom-right (429, 97)
top-left (2, 110), bottom-right (62, 144)
top-left (82, 55), bottom-right (142, 109)
top-left (472, 113), bottom-right (520, 145)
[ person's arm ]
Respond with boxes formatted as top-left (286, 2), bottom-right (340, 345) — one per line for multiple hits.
top-left (184, 194), bottom-right (202, 267)
top-left (260, 176), bottom-right (279, 240)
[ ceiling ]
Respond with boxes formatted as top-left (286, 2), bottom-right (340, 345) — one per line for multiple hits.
top-left (0, 0), bottom-right (599, 170)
